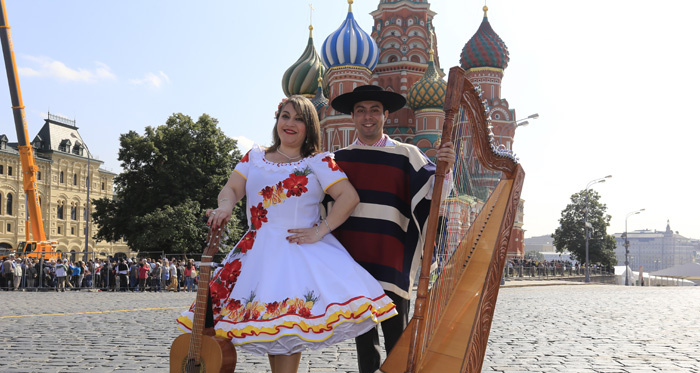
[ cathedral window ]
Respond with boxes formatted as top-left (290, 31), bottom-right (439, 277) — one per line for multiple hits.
top-left (6, 193), bottom-right (13, 216)
top-left (73, 173), bottom-right (78, 185)
top-left (60, 171), bottom-right (64, 183)
top-left (71, 204), bottom-right (77, 220)
top-left (410, 55), bottom-right (420, 63)
top-left (389, 56), bottom-right (398, 63)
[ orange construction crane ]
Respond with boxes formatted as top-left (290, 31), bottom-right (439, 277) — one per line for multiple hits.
top-left (0, 0), bottom-right (58, 260)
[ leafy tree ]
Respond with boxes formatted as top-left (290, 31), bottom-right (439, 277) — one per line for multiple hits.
top-left (552, 189), bottom-right (618, 267)
top-left (92, 113), bottom-right (246, 256)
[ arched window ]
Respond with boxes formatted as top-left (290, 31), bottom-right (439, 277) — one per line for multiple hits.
top-left (60, 171), bottom-right (64, 183)
top-left (73, 173), bottom-right (77, 185)
top-left (410, 55), bottom-right (420, 63)
top-left (6, 193), bottom-right (12, 216)
top-left (57, 201), bottom-right (64, 220)
top-left (71, 204), bottom-right (77, 220)
top-left (389, 55), bottom-right (398, 63)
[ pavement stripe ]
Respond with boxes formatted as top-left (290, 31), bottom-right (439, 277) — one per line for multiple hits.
top-left (0, 306), bottom-right (188, 319)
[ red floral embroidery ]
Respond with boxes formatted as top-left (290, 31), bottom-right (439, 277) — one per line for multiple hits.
top-left (218, 259), bottom-right (242, 286)
top-left (225, 299), bottom-right (243, 313)
top-left (250, 203), bottom-right (268, 230)
top-left (283, 173), bottom-right (309, 197)
top-left (322, 156), bottom-right (340, 171)
top-left (266, 301), bottom-right (280, 314)
top-left (240, 152), bottom-right (250, 163)
top-left (210, 281), bottom-right (230, 304)
top-left (235, 231), bottom-right (256, 253)
top-left (298, 306), bottom-right (312, 318)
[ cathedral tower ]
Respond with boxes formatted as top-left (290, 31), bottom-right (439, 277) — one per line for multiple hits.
top-left (370, 0), bottom-right (440, 144)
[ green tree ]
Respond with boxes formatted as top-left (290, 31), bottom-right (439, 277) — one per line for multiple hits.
top-left (552, 189), bottom-right (618, 267)
top-left (92, 113), bottom-right (246, 256)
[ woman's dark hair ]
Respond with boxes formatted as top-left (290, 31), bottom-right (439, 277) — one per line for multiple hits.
top-left (268, 95), bottom-right (321, 158)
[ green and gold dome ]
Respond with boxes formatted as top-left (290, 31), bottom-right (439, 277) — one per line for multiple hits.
top-left (282, 25), bottom-right (326, 97)
top-left (407, 44), bottom-right (446, 111)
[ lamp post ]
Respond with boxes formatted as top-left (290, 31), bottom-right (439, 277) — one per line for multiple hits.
top-left (584, 175), bottom-right (612, 283)
top-left (624, 208), bottom-right (645, 286)
top-left (513, 113), bottom-right (539, 129)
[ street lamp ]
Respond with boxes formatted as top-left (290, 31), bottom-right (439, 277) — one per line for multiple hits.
top-left (584, 175), bottom-right (612, 283)
top-left (624, 208), bottom-right (645, 286)
top-left (513, 113), bottom-right (539, 128)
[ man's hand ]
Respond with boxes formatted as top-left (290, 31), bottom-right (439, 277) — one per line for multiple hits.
top-left (436, 141), bottom-right (456, 171)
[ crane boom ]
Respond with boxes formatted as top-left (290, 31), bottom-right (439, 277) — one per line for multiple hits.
top-left (0, 0), bottom-right (58, 259)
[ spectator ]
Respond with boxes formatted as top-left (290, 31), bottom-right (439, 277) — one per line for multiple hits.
top-left (55, 260), bottom-right (68, 292)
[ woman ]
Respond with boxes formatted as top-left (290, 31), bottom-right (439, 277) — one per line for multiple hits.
top-left (177, 95), bottom-right (397, 373)
top-left (183, 261), bottom-right (194, 292)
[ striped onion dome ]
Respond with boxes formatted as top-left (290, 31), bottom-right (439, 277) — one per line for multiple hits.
top-left (460, 6), bottom-right (510, 70)
top-left (321, 0), bottom-right (378, 71)
top-left (407, 58), bottom-right (446, 111)
top-left (282, 26), bottom-right (326, 97)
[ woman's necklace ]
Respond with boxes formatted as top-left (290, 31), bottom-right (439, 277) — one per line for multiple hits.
top-left (277, 148), bottom-right (302, 161)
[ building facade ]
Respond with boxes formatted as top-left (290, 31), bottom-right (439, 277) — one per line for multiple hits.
top-left (0, 114), bottom-right (129, 260)
top-left (614, 221), bottom-right (699, 272)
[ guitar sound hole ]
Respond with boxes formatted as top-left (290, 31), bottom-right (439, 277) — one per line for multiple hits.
top-left (182, 358), bottom-right (205, 373)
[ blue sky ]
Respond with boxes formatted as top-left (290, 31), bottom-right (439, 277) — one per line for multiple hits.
top-left (2, 0), bottom-right (699, 240)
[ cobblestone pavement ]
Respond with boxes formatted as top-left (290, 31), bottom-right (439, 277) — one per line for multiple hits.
top-left (1, 284), bottom-right (698, 372)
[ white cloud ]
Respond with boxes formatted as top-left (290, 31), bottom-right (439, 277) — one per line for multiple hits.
top-left (19, 55), bottom-right (116, 82)
top-left (233, 136), bottom-right (254, 153)
top-left (128, 71), bottom-right (170, 89)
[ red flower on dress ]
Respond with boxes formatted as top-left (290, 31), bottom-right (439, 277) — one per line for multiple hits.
top-left (283, 173), bottom-right (309, 197)
top-left (218, 259), bottom-right (242, 286)
top-left (298, 306), bottom-right (312, 318)
top-left (225, 299), bottom-right (243, 313)
top-left (322, 156), bottom-right (340, 171)
top-left (250, 203), bottom-right (268, 230)
top-left (210, 281), bottom-right (230, 304)
top-left (240, 152), bottom-right (250, 163)
top-left (266, 301), bottom-right (280, 314)
top-left (235, 231), bottom-right (256, 254)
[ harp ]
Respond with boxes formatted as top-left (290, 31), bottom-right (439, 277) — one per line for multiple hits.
top-left (381, 66), bottom-right (525, 372)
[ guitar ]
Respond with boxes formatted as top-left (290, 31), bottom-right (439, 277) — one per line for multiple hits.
top-left (170, 225), bottom-right (237, 372)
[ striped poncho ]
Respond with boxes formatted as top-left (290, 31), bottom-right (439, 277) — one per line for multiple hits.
top-left (330, 143), bottom-right (436, 299)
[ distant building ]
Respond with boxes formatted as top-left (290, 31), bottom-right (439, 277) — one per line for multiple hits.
top-left (523, 234), bottom-right (574, 262)
top-left (615, 220), bottom-right (699, 272)
top-left (0, 114), bottom-right (130, 260)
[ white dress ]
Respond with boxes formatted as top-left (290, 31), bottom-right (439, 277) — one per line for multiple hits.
top-left (178, 146), bottom-right (397, 355)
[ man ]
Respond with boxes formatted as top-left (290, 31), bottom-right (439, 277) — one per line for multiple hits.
top-left (330, 85), bottom-right (456, 373)
top-left (2, 254), bottom-right (14, 290)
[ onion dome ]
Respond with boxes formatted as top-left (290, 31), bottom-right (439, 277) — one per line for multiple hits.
top-left (407, 55), bottom-right (446, 111)
top-left (282, 25), bottom-right (326, 97)
top-left (460, 6), bottom-right (509, 70)
top-left (321, 0), bottom-right (378, 71)
top-left (310, 75), bottom-right (328, 116)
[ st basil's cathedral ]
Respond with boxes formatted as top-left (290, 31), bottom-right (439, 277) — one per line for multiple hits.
top-left (280, 0), bottom-right (524, 258)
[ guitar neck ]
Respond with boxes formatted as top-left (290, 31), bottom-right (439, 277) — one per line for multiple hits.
top-left (187, 226), bottom-right (222, 363)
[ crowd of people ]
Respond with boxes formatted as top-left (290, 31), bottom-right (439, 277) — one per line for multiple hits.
top-left (0, 253), bottom-right (201, 293)
top-left (504, 257), bottom-right (613, 278)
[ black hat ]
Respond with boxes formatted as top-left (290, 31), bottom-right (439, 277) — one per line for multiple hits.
top-left (331, 85), bottom-right (406, 114)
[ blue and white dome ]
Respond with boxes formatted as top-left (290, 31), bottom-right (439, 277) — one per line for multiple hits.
top-left (321, 1), bottom-right (378, 71)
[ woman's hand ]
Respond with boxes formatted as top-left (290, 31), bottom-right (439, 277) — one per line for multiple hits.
top-left (286, 223), bottom-right (329, 245)
top-left (206, 207), bottom-right (232, 230)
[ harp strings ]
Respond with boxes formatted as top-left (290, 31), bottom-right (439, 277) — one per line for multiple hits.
top-left (421, 103), bottom-right (502, 353)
